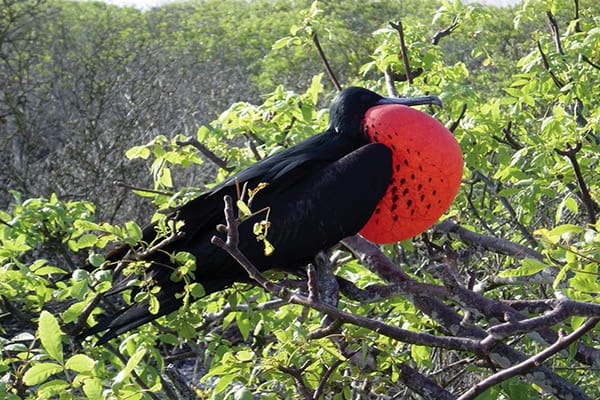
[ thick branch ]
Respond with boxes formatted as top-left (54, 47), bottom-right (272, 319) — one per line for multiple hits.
top-left (458, 317), bottom-right (599, 400)
top-left (398, 363), bottom-right (455, 400)
top-left (434, 220), bottom-right (543, 261)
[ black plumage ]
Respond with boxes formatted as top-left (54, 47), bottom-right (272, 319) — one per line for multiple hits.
top-left (82, 87), bottom-right (440, 344)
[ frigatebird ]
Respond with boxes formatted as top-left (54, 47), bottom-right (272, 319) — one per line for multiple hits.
top-left (82, 87), bottom-right (463, 344)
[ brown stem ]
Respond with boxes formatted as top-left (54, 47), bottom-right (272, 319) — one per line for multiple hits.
top-left (431, 17), bottom-right (459, 45)
top-left (555, 142), bottom-right (598, 225)
top-left (537, 41), bottom-right (565, 88)
top-left (389, 21), bottom-right (413, 85)
top-left (449, 103), bottom-right (467, 133)
top-left (546, 11), bottom-right (564, 55)
top-left (311, 31), bottom-right (341, 91)
top-left (177, 136), bottom-right (233, 172)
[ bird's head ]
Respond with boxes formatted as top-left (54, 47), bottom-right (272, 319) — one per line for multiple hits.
top-left (328, 87), bottom-right (442, 140)
top-left (328, 87), bottom-right (462, 244)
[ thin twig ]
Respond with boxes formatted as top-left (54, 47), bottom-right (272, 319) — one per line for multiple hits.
top-left (311, 31), bottom-right (341, 91)
top-left (115, 181), bottom-right (174, 196)
top-left (555, 142), bottom-right (597, 225)
top-left (537, 41), bottom-right (565, 88)
top-left (389, 21), bottom-right (413, 85)
top-left (546, 11), bottom-right (564, 55)
top-left (449, 103), bottom-right (467, 133)
top-left (177, 136), bottom-right (233, 172)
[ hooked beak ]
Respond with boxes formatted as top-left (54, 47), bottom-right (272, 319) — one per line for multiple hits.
top-left (376, 95), bottom-right (443, 108)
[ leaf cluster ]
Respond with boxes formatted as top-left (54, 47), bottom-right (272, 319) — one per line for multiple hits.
top-left (1, 0), bottom-right (600, 399)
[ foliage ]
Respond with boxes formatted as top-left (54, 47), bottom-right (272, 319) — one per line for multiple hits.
top-left (1, 0), bottom-right (600, 399)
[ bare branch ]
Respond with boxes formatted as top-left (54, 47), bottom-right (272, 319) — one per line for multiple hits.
top-left (177, 136), bottom-right (233, 172)
top-left (458, 317), bottom-right (599, 400)
top-left (310, 31), bottom-right (342, 91)
top-left (434, 220), bottom-right (543, 261)
top-left (397, 363), bottom-right (455, 400)
top-left (431, 17), bottom-right (460, 46)
top-left (546, 11), bottom-right (564, 55)
top-left (389, 21), bottom-right (413, 85)
top-left (555, 142), bottom-right (597, 225)
top-left (341, 235), bottom-right (410, 282)
top-left (449, 103), bottom-right (467, 133)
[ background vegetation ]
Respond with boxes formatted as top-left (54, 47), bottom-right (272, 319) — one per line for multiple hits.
top-left (1, 0), bottom-right (599, 398)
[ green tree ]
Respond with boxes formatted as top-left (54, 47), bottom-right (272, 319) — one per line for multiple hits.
top-left (1, 0), bottom-right (599, 399)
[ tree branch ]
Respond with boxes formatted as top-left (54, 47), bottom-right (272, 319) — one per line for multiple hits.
top-left (310, 31), bottom-right (341, 91)
top-left (457, 317), bottom-right (599, 400)
top-left (177, 136), bottom-right (233, 172)
top-left (555, 142), bottom-right (597, 225)
top-left (433, 220), bottom-right (543, 261)
top-left (389, 21), bottom-right (413, 85)
top-left (431, 17), bottom-right (459, 46)
top-left (398, 363), bottom-right (455, 400)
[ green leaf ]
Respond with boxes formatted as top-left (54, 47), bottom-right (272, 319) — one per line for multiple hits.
top-left (114, 348), bottom-right (146, 384)
top-left (160, 166), bottom-right (173, 187)
top-left (125, 221), bottom-right (143, 241)
top-left (188, 282), bottom-right (206, 298)
top-left (88, 253), bottom-right (106, 267)
top-left (65, 354), bottom-right (96, 372)
top-left (62, 301), bottom-right (86, 324)
top-left (70, 233), bottom-right (98, 251)
top-left (83, 378), bottom-right (104, 400)
top-left (37, 379), bottom-right (70, 398)
top-left (149, 294), bottom-right (160, 315)
top-left (38, 311), bottom-right (64, 364)
top-left (125, 145), bottom-right (150, 160)
top-left (22, 362), bottom-right (63, 386)
top-left (236, 312), bottom-right (252, 341)
top-left (411, 345), bottom-right (432, 368)
top-left (263, 238), bottom-right (274, 256)
top-left (498, 258), bottom-right (549, 278)
top-left (235, 350), bottom-right (254, 362)
top-left (237, 200), bottom-right (252, 219)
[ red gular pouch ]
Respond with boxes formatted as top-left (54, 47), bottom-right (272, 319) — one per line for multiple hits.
top-left (359, 104), bottom-right (463, 244)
